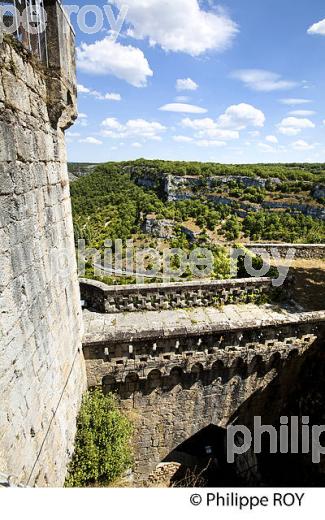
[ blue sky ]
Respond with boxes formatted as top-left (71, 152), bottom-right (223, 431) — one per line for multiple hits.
top-left (66, 0), bottom-right (325, 163)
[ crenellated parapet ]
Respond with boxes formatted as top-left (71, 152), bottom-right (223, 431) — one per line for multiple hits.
top-left (82, 301), bottom-right (325, 481)
top-left (83, 305), bottom-right (325, 390)
top-left (80, 277), bottom-right (276, 314)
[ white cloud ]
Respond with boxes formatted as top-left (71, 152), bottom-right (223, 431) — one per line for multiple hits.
top-left (217, 103), bottom-right (265, 129)
top-left (292, 140), bottom-right (315, 151)
top-left (101, 117), bottom-right (166, 141)
top-left (196, 139), bottom-right (226, 147)
top-left (78, 84), bottom-right (122, 101)
top-left (77, 37), bottom-right (153, 87)
top-left (280, 98), bottom-right (312, 106)
top-left (288, 110), bottom-right (316, 116)
top-left (181, 118), bottom-right (239, 140)
top-left (66, 131), bottom-right (81, 138)
top-left (173, 135), bottom-right (193, 143)
top-left (112, 0), bottom-right (238, 56)
top-left (75, 112), bottom-right (88, 127)
top-left (79, 137), bottom-right (103, 145)
top-left (258, 143), bottom-right (275, 152)
top-left (180, 104), bottom-right (264, 144)
top-left (104, 93), bottom-right (122, 101)
top-left (176, 78), bottom-right (198, 91)
top-left (265, 135), bottom-right (278, 144)
top-left (277, 117), bottom-right (315, 136)
top-left (307, 18), bottom-right (325, 36)
top-left (77, 84), bottom-right (90, 94)
top-left (232, 69), bottom-right (298, 92)
top-left (159, 103), bottom-right (207, 114)
top-left (131, 142), bottom-right (143, 148)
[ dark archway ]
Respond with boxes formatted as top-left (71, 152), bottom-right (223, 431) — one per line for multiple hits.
top-left (163, 424), bottom-right (239, 486)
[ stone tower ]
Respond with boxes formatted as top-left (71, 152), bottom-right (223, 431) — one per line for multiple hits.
top-left (0, 1), bottom-right (86, 486)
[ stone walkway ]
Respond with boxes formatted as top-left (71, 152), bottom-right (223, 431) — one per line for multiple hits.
top-left (82, 303), bottom-right (325, 345)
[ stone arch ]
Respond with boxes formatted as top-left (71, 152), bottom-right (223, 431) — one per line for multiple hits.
top-left (102, 374), bottom-right (116, 394)
top-left (147, 369), bottom-right (162, 391)
top-left (169, 366), bottom-right (183, 387)
top-left (190, 363), bottom-right (204, 383)
top-left (231, 357), bottom-right (248, 379)
top-left (268, 352), bottom-right (283, 371)
top-left (125, 372), bottom-right (140, 393)
top-left (286, 348), bottom-right (299, 363)
top-left (250, 354), bottom-right (266, 377)
top-left (162, 424), bottom-right (236, 486)
top-left (211, 359), bottom-right (226, 383)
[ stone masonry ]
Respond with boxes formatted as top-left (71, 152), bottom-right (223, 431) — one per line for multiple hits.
top-left (0, 11), bottom-right (86, 487)
top-left (82, 294), bottom-right (325, 481)
top-left (80, 277), bottom-right (274, 314)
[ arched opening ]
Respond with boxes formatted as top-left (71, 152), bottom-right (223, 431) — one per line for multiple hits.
top-left (169, 366), bottom-right (183, 387)
top-left (286, 349), bottom-right (299, 363)
top-left (163, 424), bottom-right (239, 486)
top-left (190, 363), bottom-right (204, 384)
top-left (250, 355), bottom-right (266, 377)
top-left (268, 352), bottom-right (283, 371)
top-left (211, 360), bottom-right (226, 383)
top-left (102, 375), bottom-right (116, 394)
top-left (231, 357), bottom-right (248, 379)
top-left (125, 372), bottom-right (139, 393)
top-left (147, 369), bottom-right (162, 392)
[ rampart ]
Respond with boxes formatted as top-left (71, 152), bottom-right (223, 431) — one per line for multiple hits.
top-left (80, 277), bottom-right (274, 314)
top-left (0, 9), bottom-right (86, 487)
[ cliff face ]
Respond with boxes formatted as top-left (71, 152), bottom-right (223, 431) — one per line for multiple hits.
top-left (0, 33), bottom-right (86, 486)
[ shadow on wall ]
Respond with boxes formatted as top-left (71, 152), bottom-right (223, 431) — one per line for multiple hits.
top-left (290, 265), bottom-right (325, 311)
top-left (227, 332), bottom-right (325, 486)
top-left (102, 353), bottom-right (281, 400)
top-left (163, 425), bottom-right (240, 487)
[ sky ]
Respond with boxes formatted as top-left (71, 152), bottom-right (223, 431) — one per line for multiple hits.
top-left (65, 0), bottom-right (325, 164)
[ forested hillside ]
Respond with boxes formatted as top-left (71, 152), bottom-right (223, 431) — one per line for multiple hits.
top-left (70, 161), bottom-right (325, 284)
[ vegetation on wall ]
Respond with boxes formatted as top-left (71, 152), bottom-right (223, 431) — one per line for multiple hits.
top-left (65, 389), bottom-right (133, 487)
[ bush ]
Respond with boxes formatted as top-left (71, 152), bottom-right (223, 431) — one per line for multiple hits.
top-left (65, 389), bottom-right (133, 487)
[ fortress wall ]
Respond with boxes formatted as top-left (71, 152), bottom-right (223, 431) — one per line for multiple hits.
top-left (80, 277), bottom-right (274, 314)
top-left (0, 38), bottom-right (86, 486)
top-left (83, 309), bottom-right (325, 480)
top-left (244, 243), bottom-right (325, 260)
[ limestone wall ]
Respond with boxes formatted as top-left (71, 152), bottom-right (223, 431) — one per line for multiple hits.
top-left (83, 308), bottom-right (325, 480)
top-left (80, 277), bottom-right (274, 314)
top-left (0, 37), bottom-right (86, 486)
top-left (244, 243), bottom-right (325, 260)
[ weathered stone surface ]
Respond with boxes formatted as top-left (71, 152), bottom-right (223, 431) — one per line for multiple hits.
top-left (82, 301), bottom-right (325, 482)
top-left (80, 277), bottom-right (275, 314)
top-left (244, 243), bottom-right (325, 260)
top-left (0, 34), bottom-right (86, 487)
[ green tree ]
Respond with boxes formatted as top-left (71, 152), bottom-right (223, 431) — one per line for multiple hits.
top-left (65, 389), bottom-right (133, 487)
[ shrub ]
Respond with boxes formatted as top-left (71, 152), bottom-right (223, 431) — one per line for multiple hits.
top-left (65, 389), bottom-right (133, 487)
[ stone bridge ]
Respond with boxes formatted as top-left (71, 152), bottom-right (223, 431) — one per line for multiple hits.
top-left (81, 278), bottom-right (325, 483)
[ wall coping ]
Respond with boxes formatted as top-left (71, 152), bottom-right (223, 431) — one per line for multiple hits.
top-left (82, 309), bottom-right (325, 346)
top-left (244, 243), bottom-right (325, 249)
top-left (79, 277), bottom-right (273, 294)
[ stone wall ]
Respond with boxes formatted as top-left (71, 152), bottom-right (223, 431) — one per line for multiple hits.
top-left (244, 243), bottom-right (325, 260)
top-left (0, 33), bottom-right (86, 486)
top-left (83, 308), bottom-right (325, 481)
top-left (80, 277), bottom-right (274, 314)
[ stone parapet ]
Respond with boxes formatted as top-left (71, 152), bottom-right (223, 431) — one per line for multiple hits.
top-left (80, 277), bottom-right (275, 314)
